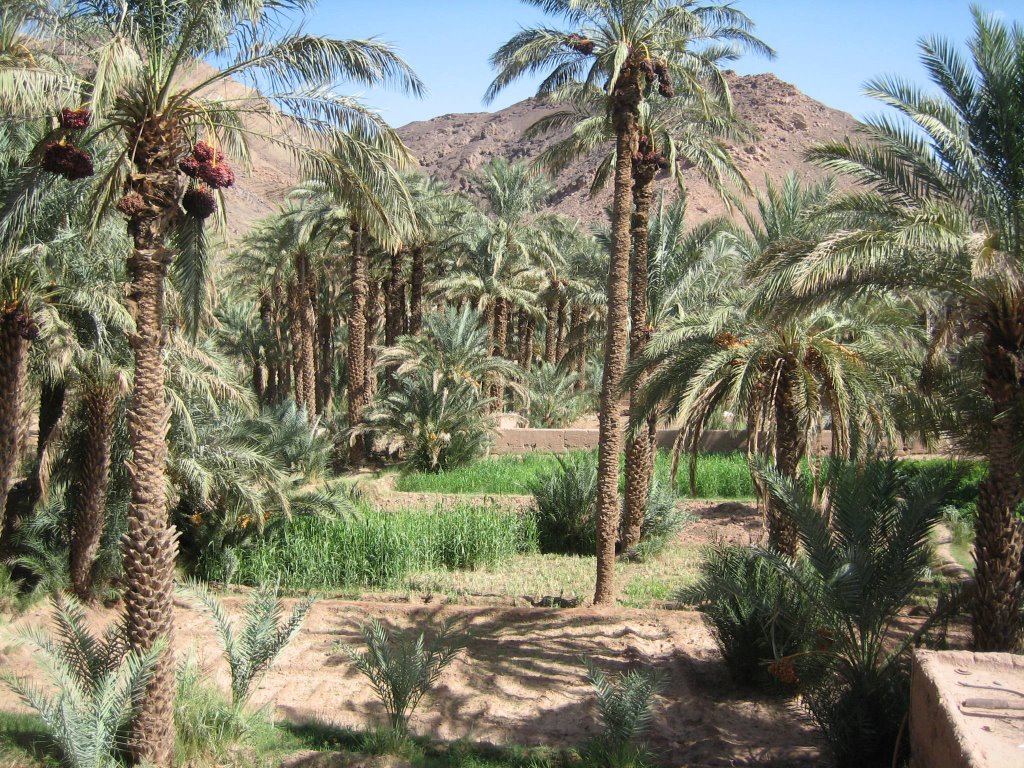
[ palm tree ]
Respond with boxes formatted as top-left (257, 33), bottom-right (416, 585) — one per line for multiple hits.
top-left (290, 131), bottom-right (416, 463)
top-left (794, 8), bottom-right (1024, 651)
top-left (534, 85), bottom-right (752, 548)
top-left (488, 0), bottom-right (771, 602)
top-left (631, 175), bottom-right (922, 556)
top-left (3, 2), bottom-right (422, 761)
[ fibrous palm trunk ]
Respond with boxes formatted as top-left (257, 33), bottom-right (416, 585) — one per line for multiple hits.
top-left (291, 251), bottom-right (317, 418)
top-left (385, 249), bottom-right (406, 348)
top-left (121, 114), bottom-right (184, 767)
top-left (768, 380), bottom-right (804, 558)
top-left (623, 163), bottom-right (658, 550)
top-left (348, 221), bottom-right (369, 463)
top-left (409, 246), bottom-right (425, 335)
top-left (594, 62), bottom-right (641, 605)
top-left (974, 316), bottom-right (1024, 651)
top-left (365, 273), bottom-right (381, 403)
top-left (70, 383), bottom-right (116, 600)
top-left (492, 297), bottom-right (509, 410)
top-left (555, 296), bottom-right (568, 363)
top-left (316, 284), bottom-right (336, 414)
top-left (545, 288), bottom-right (559, 365)
top-left (0, 306), bottom-right (33, 543)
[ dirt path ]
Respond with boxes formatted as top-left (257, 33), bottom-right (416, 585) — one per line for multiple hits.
top-left (0, 599), bottom-right (824, 767)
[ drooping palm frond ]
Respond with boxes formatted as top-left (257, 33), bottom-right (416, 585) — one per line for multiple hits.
top-left (185, 579), bottom-right (315, 707)
top-left (2, 596), bottom-right (162, 768)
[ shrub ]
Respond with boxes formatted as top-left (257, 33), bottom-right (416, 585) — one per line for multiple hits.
top-left (230, 504), bottom-right (537, 590)
top-left (622, 482), bottom-right (693, 561)
top-left (357, 371), bottom-right (495, 472)
top-left (186, 580), bottom-right (314, 706)
top-left (530, 452), bottom-right (598, 555)
top-left (583, 658), bottom-right (665, 768)
top-left (1, 597), bottom-right (162, 768)
top-left (343, 619), bottom-right (465, 737)
top-left (761, 459), bottom-right (951, 768)
top-left (678, 543), bottom-right (819, 687)
top-left (524, 362), bottom-right (590, 428)
top-left (174, 654), bottom-right (255, 764)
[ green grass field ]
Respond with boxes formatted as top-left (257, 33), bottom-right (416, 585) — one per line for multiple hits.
top-left (396, 450), bottom-right (757, 499)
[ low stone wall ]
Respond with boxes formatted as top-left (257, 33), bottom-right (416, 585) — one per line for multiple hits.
top-left (910, 649), bottom-right (1024, 768)
top-left (491, 428), bottom-right (932, 456)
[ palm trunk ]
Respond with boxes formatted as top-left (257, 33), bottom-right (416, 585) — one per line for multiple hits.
top-left (519, 312), bottom-right (535, 369)
top-left (594, 63), bottom-right (642, 605)
top-left (555, 296), bottom-right (568, 363)
top-left (121, 116), bottom-right (183, 766)
top-left (365, 274), bottom-right (381, 403)
top-left (385, 249), bottom-right (406, 348)
top-left (492, 297), bottom-right (509, 410)
top-left (545, 289), bottom-right (559, 365)
top-left (348, 220), bottom-right (369, 463)
top-left (0, 307), bottom-right (33, 544)
top-left (973, 319), bottom-right (1024, 651)
top-left (295, 251), bottom-right (317, 418)
top-left (316, 286), bottom-right (335, 415)
top-left (70, 383), bottom-right (116, 600)
top-left (768, 379), bottom-right (804, 558)
top-left (410, 246), bottom-right (425, 335)
top-left (623, 164), bottom-right (657, 551)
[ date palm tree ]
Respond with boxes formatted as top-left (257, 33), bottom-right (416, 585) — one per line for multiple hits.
top-left (487, 0), bottom-right (771, 603)
top-left (533, 82), bottom-right (751, 549)
top-left (796, 8), bottom-right (1024, 651)
top-left (630, 175), bottom-right (923, 556)
top-left (2, 1), bottom-right (422, 762)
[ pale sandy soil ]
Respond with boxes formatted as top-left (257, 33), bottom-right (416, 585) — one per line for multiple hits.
top-left (0, 597), bottom-right (826, 767)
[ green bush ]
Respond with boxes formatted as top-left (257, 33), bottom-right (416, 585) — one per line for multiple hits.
top-left (583, 658), bottom-right (665, 768)
top-left (678, 543), bottom-right (819, 687)
top-left (229, 504), bottom-right (537, 590)
top-left (342, 619), bottom-right (465, 738)
top-left (622, 482), bottom-right (693, 561)
top-left (761, 459), bottom-right (951, 768)
top-left (529, 452), bottom-right (599, 556)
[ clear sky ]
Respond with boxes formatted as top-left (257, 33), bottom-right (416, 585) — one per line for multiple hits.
top-left (307, 1), bottom-right (1022, 128)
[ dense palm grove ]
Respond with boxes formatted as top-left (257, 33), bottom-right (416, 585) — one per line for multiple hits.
top-left (1, 1), bottom-right (1023, 767)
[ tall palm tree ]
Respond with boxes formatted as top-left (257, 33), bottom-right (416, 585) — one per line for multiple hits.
top-left (2, 2), bottom-right (422, 762)
top-left (796, 8), bottom-right (1024, 651)
top-left (534, 83), bottom-right (752, 548)
top-left (487, 0), bottom-right (771, 603)
top-left (630, 175), bottom-right (923, 556)
top-left (289, 133), bottom-right (416, 463)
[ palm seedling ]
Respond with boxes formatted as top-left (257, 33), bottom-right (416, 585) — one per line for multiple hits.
top-left (582, 658), bottom-right (666, 768)
top-left (343, 618), bottom-right (465, 740)
top-left (2, 596), bottom-right (163, 768)
top-left (186, 580), bottom-right (315, 708)
top-left (760, 460), bottom-right (952, 767)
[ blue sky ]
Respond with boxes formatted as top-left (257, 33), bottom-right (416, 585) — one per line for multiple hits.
top-left (308, 1), bottom-right (1020, 128)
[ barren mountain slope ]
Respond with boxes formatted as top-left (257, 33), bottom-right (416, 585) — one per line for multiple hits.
top-left (397, 72), bottom-right (862, 224)
top-left (223, 71), bottom-right (862, 235)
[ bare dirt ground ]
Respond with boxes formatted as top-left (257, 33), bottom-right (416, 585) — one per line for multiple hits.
top-left (0, 597), bottom-right (825, 767)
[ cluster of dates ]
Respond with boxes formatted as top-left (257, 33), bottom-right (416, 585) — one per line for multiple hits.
top-left (565, 33), bottom-right (594, 54)
top-left (639, 57), bottom-right (674, 98)
top-left (634, 134), bottom-right (668, 170)
top-left (179, 141), bottom-right (235, 220)
top-left (40, 108), bottom-right (94, 181)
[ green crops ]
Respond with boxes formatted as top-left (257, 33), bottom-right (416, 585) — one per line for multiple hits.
top-left (232, 505), bottom-right (538, 590)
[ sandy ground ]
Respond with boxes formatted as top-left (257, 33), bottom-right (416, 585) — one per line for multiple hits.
top-left (0, 597), bottom-right (825, 767)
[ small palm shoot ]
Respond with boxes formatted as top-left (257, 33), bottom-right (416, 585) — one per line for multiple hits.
top-left (343, 619), bottom-right (465, 741)
top-left (1, 596), bottom-right (163, 768)
top-left (583, 658), bottom-right (666, 768)
top-left (186, 580), bottom-right (315, 708)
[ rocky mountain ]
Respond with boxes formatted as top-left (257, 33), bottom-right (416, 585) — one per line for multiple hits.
top-left (224, 72), bottom-right (862, 236)
top-left (397, 72), bottom-right (863, 225)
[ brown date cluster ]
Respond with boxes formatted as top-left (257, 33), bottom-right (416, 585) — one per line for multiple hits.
top-left (40, 108), bottom-right (94, 181)
top-left (179, 141), bottom-right (235, 220)
top-left (639, 57), bottom-right (675, 98)
top-left (634, 134), bottom-right (668, 170)
top-left (566, 33), bottom-right (595, 54)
